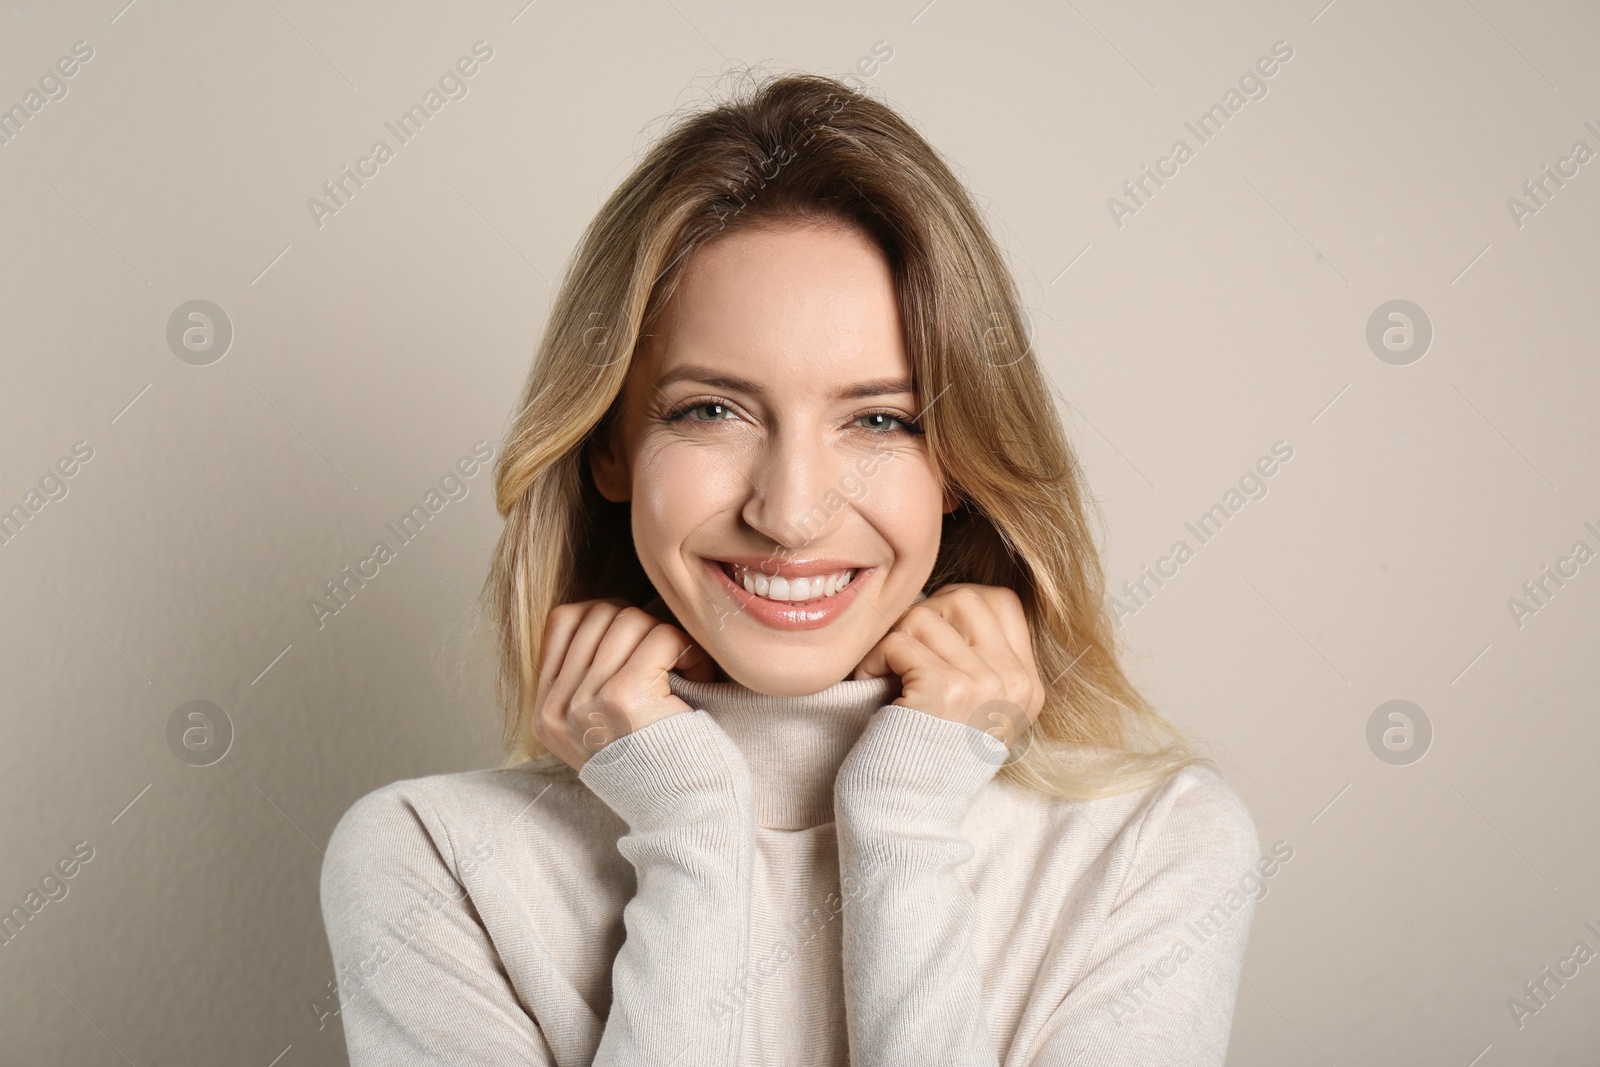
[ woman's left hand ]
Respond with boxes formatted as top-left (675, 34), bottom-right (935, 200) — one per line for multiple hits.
top-left (851, 583), bottom-right (1046, 747)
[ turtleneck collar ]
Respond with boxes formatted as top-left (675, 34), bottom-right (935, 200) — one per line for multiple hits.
top-left (665, 669), bottom-right (899, 831)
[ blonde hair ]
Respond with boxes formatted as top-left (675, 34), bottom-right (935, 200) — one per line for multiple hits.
top-left (484, 70), bottom-right (1209, 800)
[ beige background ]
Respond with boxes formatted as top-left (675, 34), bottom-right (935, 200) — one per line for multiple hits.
top-left (3, 0), bottom-right (1597, 1063)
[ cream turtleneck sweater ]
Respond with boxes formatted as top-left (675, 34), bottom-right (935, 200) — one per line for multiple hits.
top-left (319, 669), bottom-right (1262, 1065)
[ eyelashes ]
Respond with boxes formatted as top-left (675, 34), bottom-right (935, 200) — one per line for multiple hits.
top-left (659, 397), bottom-right (925, 436)
top-left (855, 410), bottom-right (925, 436)
top-left (659, 398), bottom-right (730, 425)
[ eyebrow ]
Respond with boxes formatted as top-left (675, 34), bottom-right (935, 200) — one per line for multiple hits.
top-left (654, 363), bottom-right (916, 401)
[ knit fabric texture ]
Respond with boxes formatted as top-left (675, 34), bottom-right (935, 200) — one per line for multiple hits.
top-left (320, 669), bottom-right (1260, 1065)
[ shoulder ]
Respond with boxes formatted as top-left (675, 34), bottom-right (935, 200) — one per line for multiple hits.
top-left (1126, 763), bottom-right (1259, 864)
top-left (990, 761), bottom-right (1261, 895)
top-left (1000, 759), bottom-right (1258, 858)
top-left (321, 763), bottom-right (581, 910)
top-left (1092, 762), bottom-right (1263, 908)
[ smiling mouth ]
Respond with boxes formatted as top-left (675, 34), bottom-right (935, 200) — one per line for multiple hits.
top-left (717, 560), bottom-right (861, 603)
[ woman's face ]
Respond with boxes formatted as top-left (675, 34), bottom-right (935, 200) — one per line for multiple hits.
top-left (590, 219), bottom-right (955, 696)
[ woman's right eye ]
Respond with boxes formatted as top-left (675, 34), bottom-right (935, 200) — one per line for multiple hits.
top-left (663, 400), bottom-right (735, 424)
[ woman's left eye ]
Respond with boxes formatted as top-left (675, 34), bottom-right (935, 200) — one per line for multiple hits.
top-left (856, 411), bottom-right (922, 435)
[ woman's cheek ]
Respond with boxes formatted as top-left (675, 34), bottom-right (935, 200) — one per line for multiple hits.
top-left (627, 441), bottom-right (745, 547)
top-left (857, 451), bottom-right (940, 579)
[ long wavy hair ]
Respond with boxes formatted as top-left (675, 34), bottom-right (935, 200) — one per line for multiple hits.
top-left (482, 70), bottom-right (1208, 800)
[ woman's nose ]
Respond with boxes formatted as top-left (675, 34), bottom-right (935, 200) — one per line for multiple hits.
top-left (739, 432), bottom-right (844, 551)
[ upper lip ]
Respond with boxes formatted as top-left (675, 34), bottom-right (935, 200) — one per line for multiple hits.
top-left (711, 556), bottom-right (867, 579)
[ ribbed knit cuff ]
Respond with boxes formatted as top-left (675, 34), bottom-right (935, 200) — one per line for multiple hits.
top-left (833, 703), bottom-right (1009, 827)
top-left (578, 709), bottom-right (752, 831)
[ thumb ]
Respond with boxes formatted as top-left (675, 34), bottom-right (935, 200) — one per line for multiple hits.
top-left (853, 593), bottom-right (925, 681)
top-left (851, 637), bottom-right (891, 681)
top-left (642, 622), bottom-right (717, 699)
top-left (673, 637), bottom-right (717, 683)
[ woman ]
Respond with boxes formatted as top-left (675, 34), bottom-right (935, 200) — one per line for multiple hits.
top-left (321, 72), bottom-right (1261, 1066)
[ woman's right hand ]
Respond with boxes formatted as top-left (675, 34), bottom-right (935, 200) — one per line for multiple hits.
top-left (531, 598), bottom-right (716, 772)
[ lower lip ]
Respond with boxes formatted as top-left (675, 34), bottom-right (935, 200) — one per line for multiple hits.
top-left (704, 558), bottom-right (871, 630)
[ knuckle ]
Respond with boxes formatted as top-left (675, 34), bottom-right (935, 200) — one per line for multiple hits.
top-left (526, 713), bottom-right (547, 743)
top-left (543, 704), bottom-right (568, 737)
top-left (573, 682), bottom-right (609, 716)
top-left (636, 622), bottom-right (676, 654)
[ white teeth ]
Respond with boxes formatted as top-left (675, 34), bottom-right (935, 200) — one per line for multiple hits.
top-left (729, 563), bottom-right (856, 603)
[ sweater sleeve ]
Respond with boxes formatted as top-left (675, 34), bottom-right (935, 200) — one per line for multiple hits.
top-left (576, 708), bottom-right (758, 1065)
top-left (319, 783), bottom-right (558, 1064)
top-left (832, 703), bottom-right (1009, 1066)
top-left (319, 708), bottom-right (757, 1067)
top-left (1030, 770), bottom-right (1261, 1066)
top-left (834, 703), bottom-right (1260, 1067)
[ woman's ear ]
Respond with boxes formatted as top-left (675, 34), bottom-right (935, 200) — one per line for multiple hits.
top-left (942, 485), bottom-right (962, 514)
top-left (587, 422), bottom-right (631, 503)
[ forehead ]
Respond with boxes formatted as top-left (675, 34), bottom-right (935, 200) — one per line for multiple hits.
top-left (642, 220), bottom-right (910, 391)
